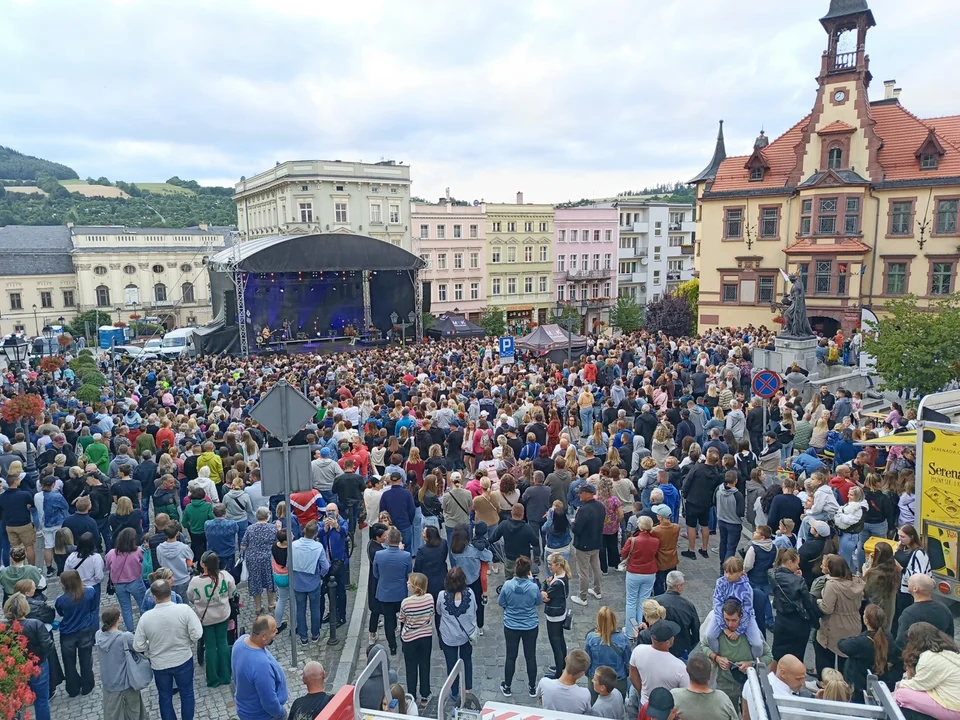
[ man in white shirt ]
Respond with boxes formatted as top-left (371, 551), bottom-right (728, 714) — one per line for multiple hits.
top-left (742, 655), bottom-right (807, 720)
top-left (629, 620), bottom-right (689, 705)
top-left (134, 580), bottom-right (203, 720)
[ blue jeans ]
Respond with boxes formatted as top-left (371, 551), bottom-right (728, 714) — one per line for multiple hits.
top-left (411, 508), bottom-right (423, 555)
top-left (446, 526), bottom-right (457, 567)
top-left (799, 511), bottom-right (830, 542)
top-left (96, 515), bottom-right (112, 552)
top-left (234, 521), bottom-right (248, 552)
top-left (857, 521), bottom-right (888, 572)
top-left (140, 494), bottom-right (151, 519)
top-left (296, 586), bottom-right (322, 640)
top-left (718, 521), bottom-right (741, 569)
top-left (580, 407), bottom-right (594, 432)
top-left (0, 520), bottom-right (10, 566)
top-left (838, 532), bottom-right (858, 572)
top-left (155, 657), bottom-right (195, 720)
top-left (115, 578), bottom-right (146, 632)
top-left (274, 583), bottom-right (290, 626)
top-left (29, 659), bottom-right (50, 720)
top-left (752, 583), bottom-right (774, 636)
top-left (399, 525), bottom-right (413, 552)
top-left (624, 572), bottom-right (655, 633)
top-left (780, 442), bottom-right (794, 466)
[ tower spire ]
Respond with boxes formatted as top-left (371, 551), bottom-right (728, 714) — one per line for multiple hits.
top-left (688, 120), bottom-right (727, 184)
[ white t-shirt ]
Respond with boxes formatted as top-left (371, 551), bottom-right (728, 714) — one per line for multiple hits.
top-left (536, 677), bottom-right (592, 714)
top-left (743, 672), bottom-right (795, 702)
top-left (629, 644), bottom-right (690, 705)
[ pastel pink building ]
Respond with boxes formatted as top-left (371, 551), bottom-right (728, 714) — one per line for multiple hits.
top-left (553, 206), bottom-right (619, 333)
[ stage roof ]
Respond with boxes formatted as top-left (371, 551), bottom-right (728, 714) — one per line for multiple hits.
top-left (208, 233), bottom-right (426, 273)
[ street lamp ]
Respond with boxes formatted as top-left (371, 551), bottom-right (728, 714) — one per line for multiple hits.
top-left (554, 300), bottom-right (574, 366)
top-left (115, 306), bottom-right (122, 325)
top-left (1, 334), bottom-right (36, 487)
top-left (42, 325), bottom-right (54, 358)
top-left (32, 304), bottom-right (38, 336)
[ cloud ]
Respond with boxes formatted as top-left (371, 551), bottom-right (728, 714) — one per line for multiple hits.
top-left (1, 0), bottom-right (956, 202)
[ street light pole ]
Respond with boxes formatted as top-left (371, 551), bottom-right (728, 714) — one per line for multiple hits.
top-left (32, 304), bottom-right (38, 336)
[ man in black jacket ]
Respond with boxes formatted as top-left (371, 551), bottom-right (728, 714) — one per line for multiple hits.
top-left (133, 450), bottom-right (159, 517)
top-left (654, 571), bottom-right (701, 659)
top-left (491, 504), bottom-right (541, 579)
top-left (745, 399), bottom-right (765, 455)
top-left (332, 458), bottom-right (366, 535)
top-left (635, 405), bottom-right (658, 450)
top-left (681, 448), bottom-right (724, 559)
top-left (895, 575), bottom-right (955, 649)
top-left (571, 484), bottom-right (605, 605)
top-left (80, 464), bottom-right (113, 552)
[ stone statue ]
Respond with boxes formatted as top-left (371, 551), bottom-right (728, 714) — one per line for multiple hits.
top-left (782, 274), bottom-right (814, 338)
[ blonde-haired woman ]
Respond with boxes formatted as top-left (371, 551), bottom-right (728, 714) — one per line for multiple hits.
top-left (590, 422), bottom-right (608, 463)
top-left (399, 572), bottom-right (434, 705)
top-left (583, 606), bottom-right (632, 701)
top-left (473, 479), bottom-right (502, 573)
top-left (809, 410), bottom-right (831, 451)
top-left (563, 445), bottom-right (580, 475)
top-left (651, 424), bottom-right (676, 468)
top-left (542, 552), bottom-right (571, 679)
top-left (241, 431), bottom-right (259, 463)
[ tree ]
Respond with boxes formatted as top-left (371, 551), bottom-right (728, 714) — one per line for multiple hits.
top-left (553, 303), bottom-right (582, 333)
top-left (421, 312), bottom-right (436, 331)
top-left (609, 296), bottom-right (644, 333)
top-left (66, 310), bottom-right (112, 340)
top-left (863, 294), bottom-right (960, 399)
top-left (478, 307), bottom-right (506, 337)
top-left (645, 293), bottom-right (694, 337)
top-left (76, 384), bottom-right (102, 403)
top-left (674, 278), bottom-right (699, 325)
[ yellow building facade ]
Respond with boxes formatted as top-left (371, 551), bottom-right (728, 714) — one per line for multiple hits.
top-left (692, 0), bottom-right (960, 336)
top-left (485, 194), bottom-right (554, 331)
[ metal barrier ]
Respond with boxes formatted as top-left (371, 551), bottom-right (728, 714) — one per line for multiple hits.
top-left (352, 645), bottom-right (390, 720)
top-left (436, 658), bottom-right (466, 720)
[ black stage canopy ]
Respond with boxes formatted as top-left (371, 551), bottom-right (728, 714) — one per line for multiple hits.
top-left (426, 313), bottom-right (486, 339)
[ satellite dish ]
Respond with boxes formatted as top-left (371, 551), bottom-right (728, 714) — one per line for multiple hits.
top-left (473, 200), bottom-right (480, 207)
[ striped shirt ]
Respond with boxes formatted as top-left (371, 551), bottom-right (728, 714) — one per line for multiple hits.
top-left (399, 593), bottom-right (435, 643)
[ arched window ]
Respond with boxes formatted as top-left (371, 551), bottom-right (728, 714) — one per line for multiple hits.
top-left (154, 283), bottom-right (167, 303)
top-left (124, 284), bottom-right (139, 305)
top-left (93, 265), bottom-right (108, 276)
top-left (123, 264), bottom-right (136, 275)
top-left (827, 147), bottom-right (843, 170)
top-left (181, 282), bottom-right (195, 304)
top-left (96, 285), bottom-right (110, 307)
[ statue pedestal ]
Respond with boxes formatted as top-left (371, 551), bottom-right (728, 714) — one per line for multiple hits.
top-left (775, 335), bottom-right (819, 380)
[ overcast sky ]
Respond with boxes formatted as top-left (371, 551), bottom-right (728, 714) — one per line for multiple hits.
top-left (3, 0), bottom-right (957, 204)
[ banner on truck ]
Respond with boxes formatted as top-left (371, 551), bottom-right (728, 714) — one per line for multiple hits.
top-left (921, 426), bottom-right (960, 525)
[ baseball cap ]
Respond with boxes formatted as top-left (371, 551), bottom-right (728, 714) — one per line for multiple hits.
top-left (764, 430), bottom-right (777, 439)
top-left (650, 620), bottom-right (680, 642)
top-left (645, 688), bottom-right (675, 720)
top-left (579, 483), bottom-right (597, 495)
top-left (812, 520), bottom-right (831, 536)
top-left (653, 504), bottom-right (672, 518)
top-left (450, 471), bottom-right (462, 482)
top-left (320, 447), bottom-right (331, 458)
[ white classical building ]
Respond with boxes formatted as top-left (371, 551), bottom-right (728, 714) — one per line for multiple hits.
top-left (233, 160), bottom-right (413, 251)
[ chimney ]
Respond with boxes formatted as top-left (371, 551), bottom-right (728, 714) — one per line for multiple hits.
top-left (199, 223), bottom-right (208, 231)
top-left (893, 87), bottom-right (902, 100)
top-left (516, 191), bottom-right (523, 204)
top-left (883, 80), bottom-right (895, 99)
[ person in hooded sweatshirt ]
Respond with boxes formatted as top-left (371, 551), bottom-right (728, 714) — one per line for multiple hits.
top-left (799, 473), bottom-right (840, 542)
top-left (491, 504), bottom-right (541, 579)
top-left (96, 606), bottom-right (148, 720)
top-left (497, 556), bottom-right (544, 698)
top-left (715, 471), bottom-right (745, 570)
top-left (833, 485), bottom-right (867, 571)
top-left (743, 525), bottom-right (777, 636)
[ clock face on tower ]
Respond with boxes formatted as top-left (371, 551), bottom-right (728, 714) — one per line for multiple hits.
top-left (834, 90), bottom-right (847, 103)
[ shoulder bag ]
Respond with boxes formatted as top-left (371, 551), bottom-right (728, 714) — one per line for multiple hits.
top-left (124, 637), bottom-right (155, 691)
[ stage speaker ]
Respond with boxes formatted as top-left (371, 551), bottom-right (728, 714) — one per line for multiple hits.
top-left (422, 281), bottom-right (431, 314)
top-left (223, 289), bottom-right (237, 325)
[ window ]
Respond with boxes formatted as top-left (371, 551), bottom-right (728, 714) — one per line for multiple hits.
top-left (593, 254), bottom-right (600, 270)
top-left (123, 264), bottom-right (136, 275)
top-left (540, 245), bottom-right (548, 262)
top-left (180, 263), bottom-right (193, 273)
top-left (469, 252), bottom-right (479, 269)
top-left (62, 290), bottom-right (75, 307)
top-left (154, 283), bottom-right (167, 302)
top-left (818, 198), bottom-right (837, 235)
top-left (722, 284), bottom-right (737, 302)
top-left (533, 275), bottom-right (544, 293)
top-left (800, 198), bottom-right (813, 236)
top-left (524, 246), bottom-right (533, 262)
top-left (603, 281), bottom-right (611, 296)
top-left (182, 282), bottom-right (195, 303)
top-left (885, 262), bottom-right (907, 295)
top-left (39, 290), bottom-right (52, 308)
top-left (508, 278), bottom-right (517, 294)
top-left (94, 265), bottom-right (108, 276)
top-left (557, 255), bottom-right (565, 272)
top-left (124, 285), bottom-right (139, 305)
top-left (921, 154), bottom-right (939, 170)
top-left (389, 203), bottom-right (400, 223)
top-left (936, 200), bottom-right (958, 234)
top-left (335, 203), bottom-right (348, 223)
top-left (469, 224), bottom-right (478, 238)
top-left (891, 201), bottom-right (913, 235)
top-left (492, 278), bottom-right (501, 295)
top-left (454, 252), bottom-right (463, 269)
top-left (603, 230), bottom-right (611, 243)
top-left (492, 221), bottom-right (501, 233)
top-left (837, 262), bottom-right (848, 295)
top-left (750, 167), bottom-right (764, 181)
top-left (438, 284), bottom-right (447, 302)
top-left (9, 292), bottom-right (21, 310)
top-left (758, 276), bottom-right (775, 303)
top-left (798, 263), bottom-right (810, 293)
top-left (815, 260), bottom-right (832, 294)
top-left (591, 281), bottom-right (600, 297)
top-left (420, 253), bottom-right (431, 268)
top-left (761, 207), bottom-right (779, 237)
top-left (557, 284), bottom-right (565, 301)
top-left (437, 225), bottom-right (446, 239)
top-left (669, 235), bottom-right (682, 247)
top-left (454, 283), bottom-right (463, 301)
top-left (654, 221), bottom-right (662, 236)
top-left (569, 254), bottom-right (577, 271)
top-left (932, 262), bottom-right (954, 295)
top-left (653, 270), bottom-right (661, 285)
top-left (524, 277), bottom-right (533, 294)
top-left (570, 230), bottom-right (577, 242)
top-left (470, 282), bottom-right (479, 300)
top-left (96, 286), bottom-right (110, 307)
top-left (568, 284), bottom-right (575, 299)
top-left (437, 253), bottom-right (447, 269)
top-left (670, 211), bottom-right (684, 226)
top-left (558, 230), bottom-right (566, 242)
top-left (653, 246), bottom-right (661, 261)
top-left (540, 222), bottom-right (548, 232)
top-left (725, 209), bottom-right (743, 239)
top-left (491, 248), bottom-right (501, 263)
top-left (507, 246), bottom-right (516, 263)
top-left (420, 224), bottom-right (429, 239)
top-left (591, 230), bottom-right (598, 242)
top-left (524, 222), bottom-right (533, 232)
top-left (507, 222), bottom-right (517, 232)
top-left (581, 255), bottom-right (588, 271)
top-left (844, 197), bottom-right (860, 234)
top-left (370, 202), bottom-right (382, 223)
top-left (299, 202), bottom-right (313, 222)
top-left (668, 260), bottom-right (683, 272)
top-left (301, 185), bottom-right (309, 191)
top-left (604, 254), bottom-right (611, 269)
top-left (453, 225), bottom-right (462, 239)
top-left (580, 285), bottom-right (588, 300)
top-left (827, 147), bottom-right (843, 169)
top-left (152, 264), bottom-right (165, 274)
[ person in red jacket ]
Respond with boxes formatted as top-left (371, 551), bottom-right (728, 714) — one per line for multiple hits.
top-left (339, 438), bottom-right (369, 478)
top-left (290, 488), bottom-right (322, 526)
top-left (828, 465), bottom-right (856, 504)
top-left (620, 515), bottom-right (660, 635)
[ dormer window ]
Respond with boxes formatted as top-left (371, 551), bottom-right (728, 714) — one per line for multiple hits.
top-left (827, 147), bottom-right (843, 169)
top-left (915, 128), bottom-right (945, 172)
top-left (921, 154), bottom-right (939, 171)
top-left (750, 167), bottom-right (764, 181)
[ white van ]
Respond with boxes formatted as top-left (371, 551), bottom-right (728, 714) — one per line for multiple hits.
top-left (158, 328), bottom-right (197, 358)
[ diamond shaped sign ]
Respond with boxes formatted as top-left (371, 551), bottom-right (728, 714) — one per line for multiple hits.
top-left (249, 379), bottom-right (317, 442)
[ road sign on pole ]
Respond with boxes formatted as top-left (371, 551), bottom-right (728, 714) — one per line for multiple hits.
top-left (752, 370), bottom-right (782, 399)
top-left (249, 379), bottom-right (318, 442)
top-left (499, 336), bottom-right (515, 364)
top-left (260, 445), bottom-right (313, 496)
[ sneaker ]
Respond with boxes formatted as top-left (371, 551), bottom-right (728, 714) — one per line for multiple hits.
top-left (478, 627), bottom-right (484, 636)
top-left (570, 595), bottom-right (587, 606)
top-left (277, 622), bottom-right (288, 633)
top-left (681, 550), bottom-right (696, 559)
top-left (368, 635), bottom-right (377, 646)
top-left (312, 634), bottom-right (321, 642)
top-left (588, 588), bottom-right (602, 599)
top-left (499, 682), bottom-right (512, 698)
top-left (419, 694), bottom-right (432, 707)
top-left (299, 637), bottom-right (309, 646)
top-left (528, 685), bottom-right (538, 698)
top-left (698, 549), bottom-right (709, 558)
top-left (46, 566), bottom-right (56, 577)
top-left (389, 647), bottom-right (397, 656)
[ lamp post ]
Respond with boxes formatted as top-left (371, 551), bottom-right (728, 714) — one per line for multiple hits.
top-left (390, 311), bottom-right (416, 344)
top-left (1, 334), bottom-right (37, 488)
top-left (42, 325), bottom-right (54, 358)
top-left (32, 304), bottom-right (38, 336)
top-left (115, 306), bottom-right (122, 325)
top-left (554, 300), bottom-right (573, 366)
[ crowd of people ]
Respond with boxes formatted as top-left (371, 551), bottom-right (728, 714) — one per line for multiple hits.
top-left (0, 325), bottom-right (953, 720)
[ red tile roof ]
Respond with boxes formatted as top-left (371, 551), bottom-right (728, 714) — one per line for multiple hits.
top-left (873, 104), bottom-right (960, 180)
top-left (924, 115), bottom-right (960, 148)
top-left (709, 115), bottom-right (811, 192)
top-left (783, 238), bottom-right (871, 255)
top-left (818, 120), bottom-right (856, 134)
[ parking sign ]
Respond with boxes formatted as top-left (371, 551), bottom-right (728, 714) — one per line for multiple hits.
top-left (499, 336), bottom-right (515, 364)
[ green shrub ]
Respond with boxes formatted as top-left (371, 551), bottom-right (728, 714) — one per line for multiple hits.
top-left (79, 369), bottom-right (106, 387)
top-left (76, 384), bottom-right (101, 403)
top-left (69, 357), bottom-right (96, 373)
top-left (78, 348), bottom-right (93, 357)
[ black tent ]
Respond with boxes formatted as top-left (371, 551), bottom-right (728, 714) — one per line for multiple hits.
top-left (516, 323), bottom-right (589, 363)
top-left (426, 314), bottom-right (485, 339)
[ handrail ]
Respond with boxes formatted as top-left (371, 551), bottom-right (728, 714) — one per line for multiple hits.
top-left (353, 646), bottom-right (390, 719)
top-left (437, 658), bottom-right (465, 720)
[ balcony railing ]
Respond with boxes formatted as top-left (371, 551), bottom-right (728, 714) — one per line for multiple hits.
top-left (565, 268), bottom-right (612, 280)
top-left (666, 271), bottom-right (682, 281)
top-left (668, 223), bottom-right (682, 231)
top-left (680, 244), bottom-right (695, 255)
top-left (833, 51), bottom-right (857, 71)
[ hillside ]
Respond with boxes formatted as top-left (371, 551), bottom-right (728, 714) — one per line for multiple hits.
top-left (0, 146), bottom-right (78, 181)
